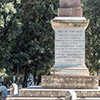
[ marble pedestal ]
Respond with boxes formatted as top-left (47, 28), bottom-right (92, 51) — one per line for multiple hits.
top-left (51, 17), bottom-right (89, 76)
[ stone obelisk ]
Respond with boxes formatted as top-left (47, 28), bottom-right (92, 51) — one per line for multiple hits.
top-left (51, 0), bottom-right (89, 76)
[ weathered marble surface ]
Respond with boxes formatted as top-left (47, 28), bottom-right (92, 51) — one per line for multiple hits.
top-left (58, 8), bottom-right (83, 17)
top-left (51, 17), bottom-right (89, 29)
top-left (58, 0), bottom-right (82, 17)
top-left (42, 75), bottom-right (98, 89)
top-left (59, 0), bottom-right (81, 8)
top-left (51, 17), bottom-right (89, 76)
top-left (76, 90), bottom-right (100, 97)
top-left (19, 87), bottom-right (100, 98)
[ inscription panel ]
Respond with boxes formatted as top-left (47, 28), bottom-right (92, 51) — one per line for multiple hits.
top-left (55, 28), bottom-right (85, 66)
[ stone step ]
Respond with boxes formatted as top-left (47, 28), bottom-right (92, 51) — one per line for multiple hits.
top-left (6, 96), bottom-right (65, 100)
top-left (6, 96), bottom-right (100, 100)
top-left (41, 75), bottom-right (98, 89)
top-left (76, 89), bottom-right (100, 97)
top-left (19, 87), bottom-right (100, 98)
top-left (77, 97), bottom-right (100, 100)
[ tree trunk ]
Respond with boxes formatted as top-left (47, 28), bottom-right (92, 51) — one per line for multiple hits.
top-left (22, 72), bottom-right (28, 88)
top-left (37, 75), bottom-right (41, 85)
top-left (33, 74), bottom-right (37, 85)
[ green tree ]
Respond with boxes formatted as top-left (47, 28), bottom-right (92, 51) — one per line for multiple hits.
top-left (0, 0), bottom-right (24, 86)
top-left (0, 0), bottom-right (58, 87)
top-left (83, 0), bottom-right (100, 75)
top-left (0, 0), bottom-right (22, 75)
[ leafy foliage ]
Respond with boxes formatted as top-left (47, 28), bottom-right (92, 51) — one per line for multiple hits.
top-left (0, 0), bottom-right (58, 86)
top-left (0, 0), bottom-right (22, 74)
top-left (83, 0), bottom-right (100, 75)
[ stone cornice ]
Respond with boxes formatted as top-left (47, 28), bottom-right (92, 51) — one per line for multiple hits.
top-left (51, 17), bottom-right (89, 30)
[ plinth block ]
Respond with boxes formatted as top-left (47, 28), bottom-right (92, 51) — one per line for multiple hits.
top-left (52, 67), bottom-right (89, 76)
top-left (58, 8), bottom-right (83, 17)
top-left (41, 75), bottom-right (98, 89)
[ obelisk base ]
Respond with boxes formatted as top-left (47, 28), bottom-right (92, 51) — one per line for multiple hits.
top-left (53, 67), bottom-right (89, 76)
top-left (52, 64), bottom-right (89, 76)
top-left (41, 75), bottom-right (98, 89)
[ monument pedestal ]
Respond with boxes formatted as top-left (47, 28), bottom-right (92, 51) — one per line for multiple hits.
top-left (10, 0), bottom-right (100, 99)
top-left (53, 67), bottom-right (89, 76)
top-left (51, 17), bottom-right (89, 76)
